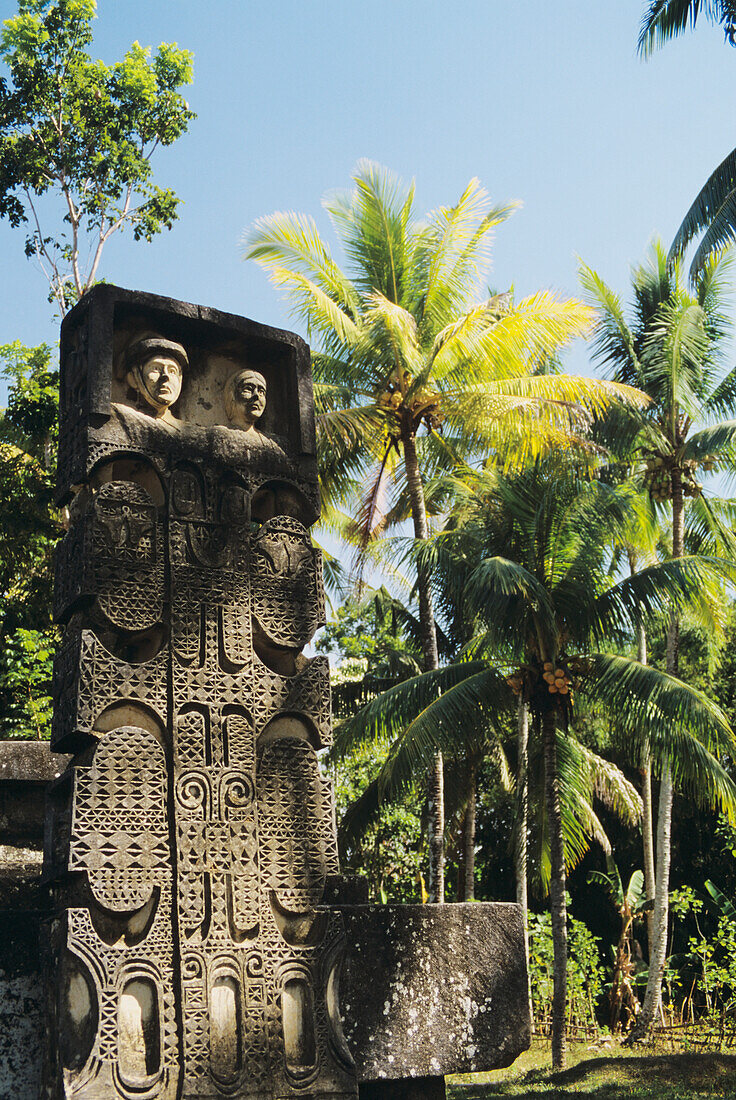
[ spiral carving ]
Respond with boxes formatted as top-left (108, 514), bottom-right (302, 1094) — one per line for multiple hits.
top-left (222, 773), bottom-right (254, 812)
top-left (175, 772), bottom-right (209, 815)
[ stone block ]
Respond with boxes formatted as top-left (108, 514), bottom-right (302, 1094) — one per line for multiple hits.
top-left (339, 903), bottom-right (531, 1082)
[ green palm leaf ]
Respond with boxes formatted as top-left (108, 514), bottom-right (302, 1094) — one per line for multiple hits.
top-left (589, 653), bottom-right (736, 821)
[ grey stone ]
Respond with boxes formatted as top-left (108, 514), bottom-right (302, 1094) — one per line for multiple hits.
top-left (46, 285), bottom-right (357, 1098)
top-left (339, 903), bottom-right (531, 1082)
top-left (0, 912), bottom-right (44, 1100)
top-left (0, 742), bottom-right (68, 909)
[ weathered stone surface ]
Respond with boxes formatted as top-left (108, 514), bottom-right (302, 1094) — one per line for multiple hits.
top-left (0, 741), bottom-right (68, 852)
top-left (339, 904), bottom-right (531, 1082)
top-left (0, 741), bottom-right (68, 785)
top-left (0, 807), bottom-right (530, 1097)
top-left (0, 912), bottom-right (44, 1100)
top-left (45, 286), bottom-right (358, 1098)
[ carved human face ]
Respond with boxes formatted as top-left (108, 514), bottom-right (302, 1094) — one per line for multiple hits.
top-left (230, 370), bottom-right (267, 429)
top-left (133, 355), bottom-right (183, 414)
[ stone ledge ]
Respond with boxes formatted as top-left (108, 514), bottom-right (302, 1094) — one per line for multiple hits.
top-left (0, 741), bottom-right (69, 784)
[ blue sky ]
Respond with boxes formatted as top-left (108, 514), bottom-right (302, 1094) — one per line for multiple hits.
top-left (2, 0), bottom-right (736, 384)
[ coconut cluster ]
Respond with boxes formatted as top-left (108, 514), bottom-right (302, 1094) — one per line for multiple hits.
top-left (506, 659), bottom-right (583, 708)
top-left (377, 382), bottom-right (443, 429)
top-left (644, 454), bottom-right (706, 502)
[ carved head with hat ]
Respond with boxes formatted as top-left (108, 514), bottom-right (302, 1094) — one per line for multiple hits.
top-left (125, 334), bottom-right (188, 421)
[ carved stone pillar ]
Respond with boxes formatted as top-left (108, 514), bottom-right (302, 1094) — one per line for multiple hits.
top-left (44, 286), bottom-right (358, 1099)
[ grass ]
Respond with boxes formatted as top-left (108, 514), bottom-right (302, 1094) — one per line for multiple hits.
top-left (448, 1041), bottom-right (736, 1098)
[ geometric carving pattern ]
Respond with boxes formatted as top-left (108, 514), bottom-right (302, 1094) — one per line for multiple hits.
top-left (69, 725), bottom-right (169, 911)
top-left (252, 517), bottom-right (325, 649)
top-left (46, 288), bottom-right (357, 1099)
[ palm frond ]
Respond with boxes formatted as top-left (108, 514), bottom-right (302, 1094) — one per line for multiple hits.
top-left (589, 556), bottom-right (733, 645)
top-left (682, 421), bottom-right (736, 464)
top-left (242, 211), bottom-right (360, 317)
top-left (669, 147), bottom-right (736, 271)
top-left (589, 653), bottom-right (736, 822)
top-left (419, 178), bottom-right (519, 328)
top-left (358, 292), bottom-right (422, 375)
top-left (685, 494), bottom-right (736, 558)
top-left (704, 363), bottom-right (736, 418)
top-left (638, 0), bottom-right (736, 53)
top-left (579, 260), bottom-right (641, 384)
top-left (431, 290), bottom-right (593, 383)
top-left (580, 744), bottom-right (643, 826)
top-left (333, 661), bottom-right (491, 756)
top-left (376, 668), bottom-right (509, 797)
top-left (466, 555), bottom-right (558, 654)
top-left (641, 300), bottom-right (708, 421)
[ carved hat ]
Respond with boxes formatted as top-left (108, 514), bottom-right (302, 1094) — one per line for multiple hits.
top-left (125, 335), bottom-right (189, 373)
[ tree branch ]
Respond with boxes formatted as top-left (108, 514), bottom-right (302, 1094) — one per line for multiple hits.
top-left (24, 189), bottom-right (65, 312)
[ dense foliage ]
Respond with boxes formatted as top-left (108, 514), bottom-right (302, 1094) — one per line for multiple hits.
top-left (0, 341), bottom-right (60, 739)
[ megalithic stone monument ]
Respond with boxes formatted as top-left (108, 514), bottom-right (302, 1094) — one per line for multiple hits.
top-left (44, 286), bottom-right (359, 1098)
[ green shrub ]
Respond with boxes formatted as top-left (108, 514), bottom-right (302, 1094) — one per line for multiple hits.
top-left (528, 906), bottom-right (605, 1034)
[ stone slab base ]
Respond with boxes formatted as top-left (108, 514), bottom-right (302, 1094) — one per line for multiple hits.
top-left (359, 1076), bottom-right (446, 1099)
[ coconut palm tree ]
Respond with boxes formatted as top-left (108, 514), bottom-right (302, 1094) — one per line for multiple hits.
top-left (243, 161), bottom-right (644, 899)
top-left (335, 458), bottom-right (736, 1069)
top-left (580, 241), bottom-right (736, 1038)
top-left (639, 3), bottom-right (736, 274)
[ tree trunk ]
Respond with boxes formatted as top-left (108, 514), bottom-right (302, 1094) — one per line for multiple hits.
top-left (514, 698), bottom-right (533, 1027)
top-left (542, 706), bottom-right (567, 1070)
top-left (402, 430), bottom-right (443, 903)
top-left (637, 621), bottom-right (656, 952)
top-left (402, 432), bottom-right (439, 671)
top-left (630, 468), bottom-right (683, 1040)
top-left (635, 762), bottom-right (673, 1034)
top-left (427, 754), bottom-right (445, 905)
top-left (459, 763), bottom-right (476, 902)
top-left (640, 759), bottom-right (656, 950)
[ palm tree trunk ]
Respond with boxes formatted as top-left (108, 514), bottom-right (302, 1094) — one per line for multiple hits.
top-left (542, 706), bottom-right (567, 1070)
top-left (402, 430), bottom-right (444, 903)
top-left (640, 758), bottom-right (656, 948)
top-left (460, 764), bottom-right (477, 902)
top-left (402, 431), bottom-right (439, 670)
top-left (631, 469), bottom-right (683, 1039)
top-left (515, 698), bottom-right (533, 1027)
top-left (637, 762), bottom-right (673, 1031)
top-left (637, 621), bottom-right (656, 951)
top-left (427, 755), bottom-right (445, 904)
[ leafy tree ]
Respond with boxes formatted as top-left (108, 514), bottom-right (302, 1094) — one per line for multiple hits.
top-left (243, 160), bottom-right (643, 900)
top-left (639, 2), bottom-right (736, 273)
top-left (0, 0), bottom-right (195, 311)
top-left (335, 459), bottom-right (736, 1068)
top-left (1, 627), bottom-right (54, 738)
top-left (580, 241), bottom-right (736, 1039)
top-left (0, 341), bottom-right (60, 632)
top-left (528, 904), bottom-right (605, 1039)
top-left (319, 590), bottom-right (425, 902)
top-left (0, 341), bottom-right (61, 740)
